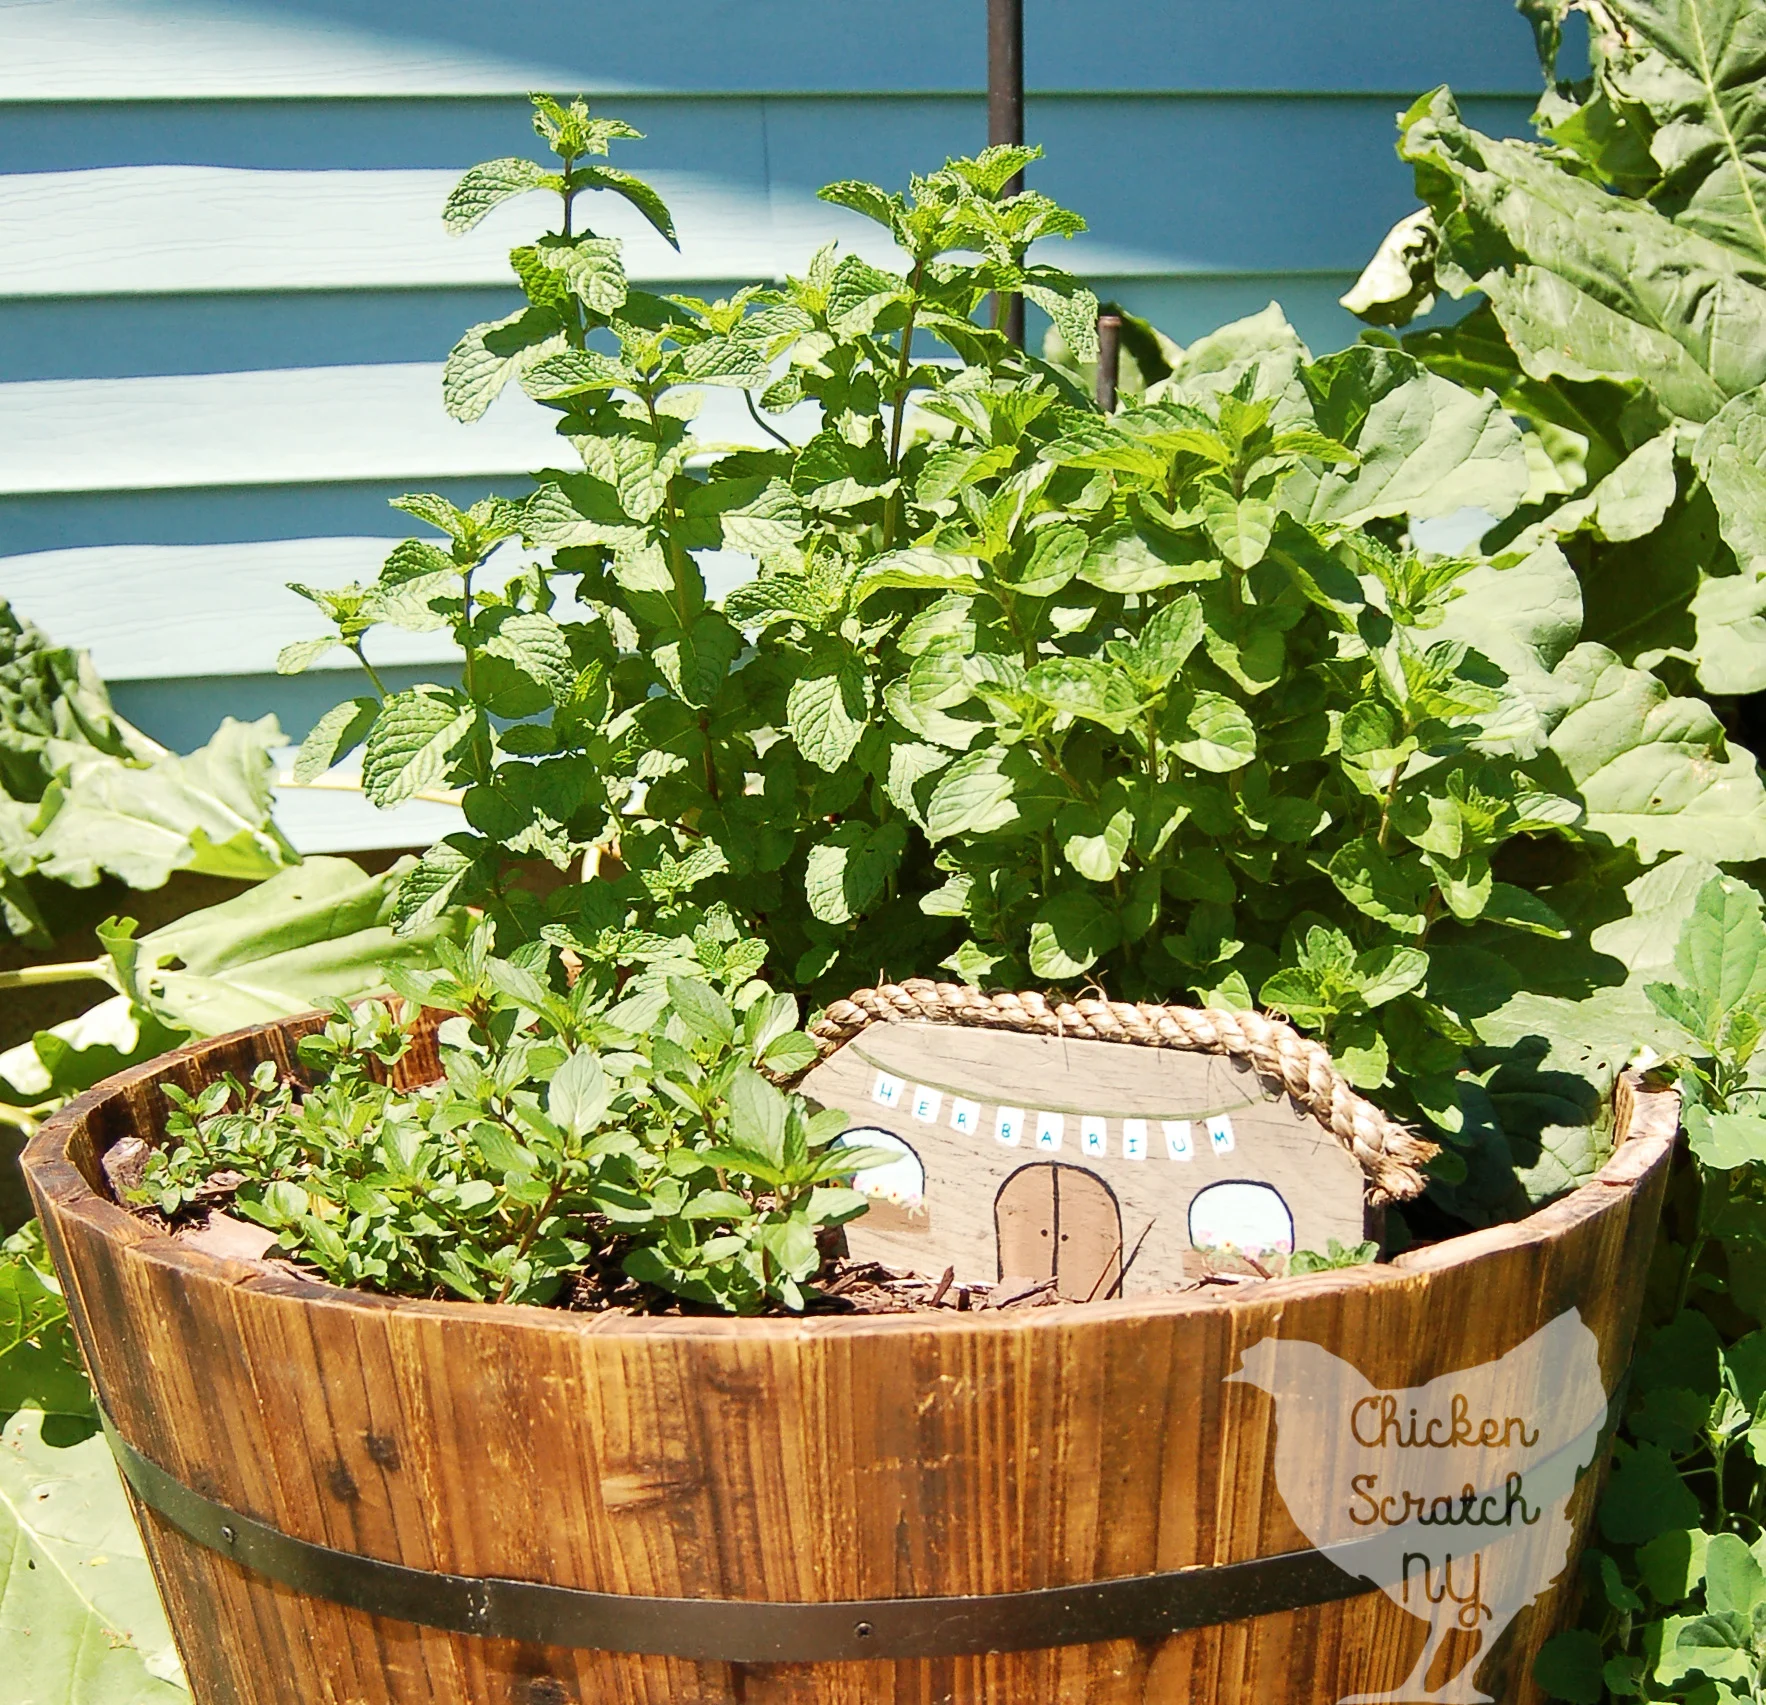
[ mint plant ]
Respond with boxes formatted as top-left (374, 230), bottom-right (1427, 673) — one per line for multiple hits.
top-left (275, 96), bottom-right (1766, 1222)
top-left (132, 927), bottom-right (888, 1313)
top-left (282, 96), bottom-right (1100, 1000)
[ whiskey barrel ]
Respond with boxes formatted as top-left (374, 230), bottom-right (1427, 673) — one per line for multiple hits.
top-left (22, 1013), bottom-right (1677, 1705)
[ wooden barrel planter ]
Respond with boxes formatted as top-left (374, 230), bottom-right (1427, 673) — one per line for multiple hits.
top-left (22, 992), bottom-right (1679, 1705)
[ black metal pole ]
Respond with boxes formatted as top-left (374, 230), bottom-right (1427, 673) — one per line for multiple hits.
top-left (1096, 313), bottom-right (1122, 412)
top-left (988, 0), bottom-right (1025, 348)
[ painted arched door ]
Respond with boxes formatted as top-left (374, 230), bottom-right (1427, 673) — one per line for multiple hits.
top-left (994, 1163), bottom-right (1123, 1301)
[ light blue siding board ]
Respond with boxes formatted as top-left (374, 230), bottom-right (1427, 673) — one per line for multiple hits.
top-left (0, 480), bottom-right (533, 556)
top-left (0, 363), bottom-right (563, 495)
top-left (0, 95), bottom-right (773, 173)
top-left (0, 538), bottom-right (465, 680)
top-left (2, 2), bottom-right (1545, 98)
top-left (108, 665), bottom-right (462, 755)
top-left (0, 290), bottom-right (523, 382)
top-left (3, 535), bottom-right (758, 685)
top-left (0, 99), bottom-right (1534, 297)
top-left (0, 364), bottom-right (810, 497)
top-left (0, 162), bottom-right (778, 296)
top-left (268, 780), bottom-right (469, 858)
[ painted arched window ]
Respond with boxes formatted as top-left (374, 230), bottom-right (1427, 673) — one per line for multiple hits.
top-left (1188, 1180), bottom-right (1295, 1257)
top-left (835, 1127), bottom-right (925, 1210)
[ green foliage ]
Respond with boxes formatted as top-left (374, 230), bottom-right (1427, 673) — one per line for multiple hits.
top-left (0, 1227), bottom-right (173, 1696)
top-left (273, 95), bottom-right (1766, 1222)
top-left (133, 927), bottom-right (886, 1315)
top-left (0, 858), bottom-right (463, 1116)
top-left (0, 603), bottom-right (297, 943)
top-left (1347, 0), bottom-right (1766, 700)
top-left (1535, 880), bottom-right (1766, 1701)
top-left (0, 1221), bottom-right (93, 1437)
top-left (0, 1405), bottom-right (185, 1701)
top-left (1285, 1237), bottom-right (1380, 1274)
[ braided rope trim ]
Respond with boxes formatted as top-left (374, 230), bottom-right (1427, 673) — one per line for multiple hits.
top-left (804, 980), bottom-right (1437, 1206)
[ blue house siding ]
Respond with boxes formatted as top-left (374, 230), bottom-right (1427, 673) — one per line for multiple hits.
top-left (0, 1), bottom-right (1546, 780)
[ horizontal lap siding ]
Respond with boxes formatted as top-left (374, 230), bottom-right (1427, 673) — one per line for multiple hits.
top-left (0, 1), bottom-right (1541, 793)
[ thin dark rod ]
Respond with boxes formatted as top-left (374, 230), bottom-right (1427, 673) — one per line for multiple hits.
top-left (987, 0), bottom-right (1026, 348)
top-left (1097, 313), bottom-right (1123, 412)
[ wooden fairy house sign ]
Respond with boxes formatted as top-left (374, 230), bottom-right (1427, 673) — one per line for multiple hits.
top-left (798, 982), bottom-right (1436, 1298)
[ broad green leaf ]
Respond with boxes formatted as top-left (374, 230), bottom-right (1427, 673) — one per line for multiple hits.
top-left (391, 838), bottom-right (480, 933)
top-left (569, 164), bottom-right (678, 248)
top-left (926, 748), bottom-right (1020, 842)
top-left (1011, 524), bottom-right (1089, 596)
top-left (0, 1235), bottom-right (94, 1429)
top-left (293, 699), bottom-right (379, 785)
top-left (1039, 419), bottom-right (1169, 480)
top-left (804, 820), bottom-right (907, 926)
top-left (1301, 355), bottom-right (1530, 526)
top-left (533, 235), bottom-right (628, 313)
top-left (1120, 594), bottom-right (1205, 689)
top-left (442, 157), bottom-right (557, 232)
top-left (1174, 692), bottom-right (1256, 772)
top-left (1547, 644), bottom-right (1766, 861)
top-left (1592, 0), bottom-right (1766, 265)
top-left (576, 433), bottom-right (687, 526)
top-left (443, 306), bottom-right (567, 423)
top-left (676, 336), bottom-right (769, 390)
top-left (786, 647), bottom-right (870, 772)
top-left (712, 479), bottom-right (805, 562)
top-left (666, 976), bottom-right (736, 1049)
top-left (548, 1049), bottom-right (609, 1138)
top-left (1689, 390), bottom-right (1766, 690)
top-left (1198, 489), bottom-right (1274, 568)
top-left (725, 1066), bottom-right (786, 1170)
top-left (1672, 874), bottom-right (1766, 1021)
top-left (29, 717), bottom-right (297, 890)
top-left (1025, 658), bottom-right (1144, 732)
top-left (1080, 523), bottom-right (1220, 594)
top-left (1021, 281), bottom-right (1101, 362)
top-left (817, 179), bottom-right (904, 231)
top-left (1325, 838), bottom-right (1431, 934)
top-left (1356, 944), bottom-right (1430, 1006)
top-left (523, 346), bottom-right (641, 400)
top-left (824, 256), bottom-right (903, 337)
top-left (1701, 1533), bottom-right (1765, 1618)
top-left (1028, 890), bottom-right (1120, 978)
top-left (1601, 1442), bottom-right (1703, 1544)
top-left (1482, 882), bottom-right (1571, 938)
top-left (1429, 542), bottom-right (1583, 718)
top-left (1395, 87), bottom-right (1766, 420)
top-left (362, 690), bottom-right (477, 807)
top-left (851, 550), bottom-right (982, 605)
top-left (0, 1409), bottom-right (186, 1700)
top-left (107, 857), bottom-right (458, 1035)
top-left (1532, 1630), bottom-right (1605, 1705)
top-left (274, 636), bottom-right (341, 675)
top-left (479, 611), bottom-right (574, 707)
top-left (1547, 430), bottom-right (1679, 545)
top-left (653, 612), bottom-right (741, 709)
top-left (1682, 1101), bottom-right (1766, 1169)
top-left (1059, 803), bottom-right (1133, 882)
top-left (1637, 1528), bottom-right (1711, 1605)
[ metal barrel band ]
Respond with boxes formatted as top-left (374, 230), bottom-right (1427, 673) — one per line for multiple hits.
top-left (101, 1408), bottom-right (1387, 1663)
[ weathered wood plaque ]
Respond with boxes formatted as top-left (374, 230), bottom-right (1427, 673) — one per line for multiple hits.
top-left (799, 988), bottom-right (1422, 1298)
